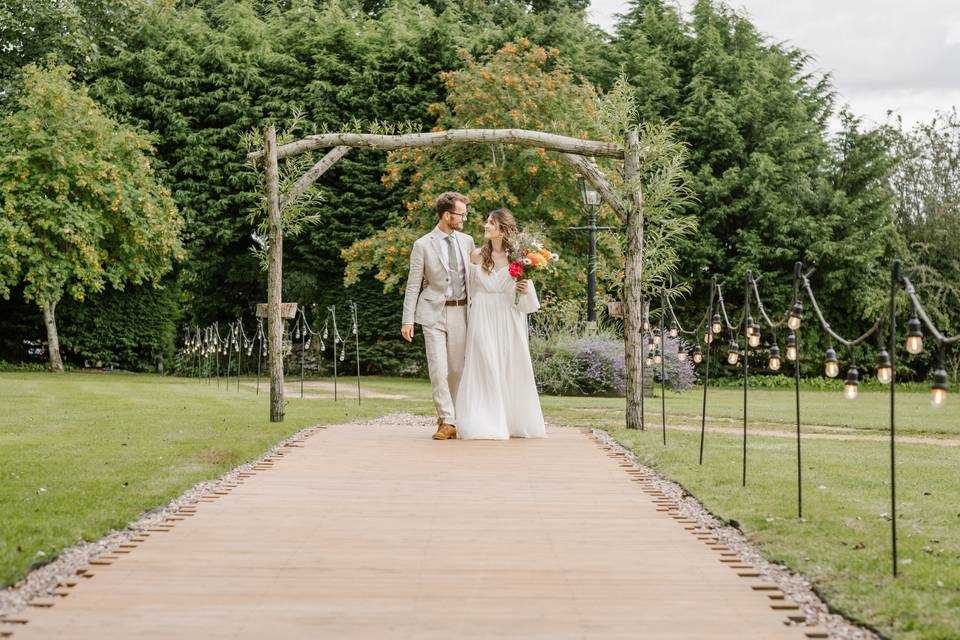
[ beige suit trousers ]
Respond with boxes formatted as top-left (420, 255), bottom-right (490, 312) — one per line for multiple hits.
top-left (422, 304), bottom-right (467, 426)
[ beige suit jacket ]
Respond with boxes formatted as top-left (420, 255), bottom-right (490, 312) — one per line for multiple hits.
top-left (402, 229), bottom-right (476, 328)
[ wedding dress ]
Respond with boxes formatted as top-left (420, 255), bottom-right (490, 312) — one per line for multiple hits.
top-left (455, 262), bottom-right (546, 440)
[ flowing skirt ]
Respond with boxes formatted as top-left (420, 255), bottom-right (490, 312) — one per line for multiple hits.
top-left (455, 289), bottom-right (546, 440)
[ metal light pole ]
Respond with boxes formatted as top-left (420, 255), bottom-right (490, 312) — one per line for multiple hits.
top-left (571, 175), bottom-right (614, 334)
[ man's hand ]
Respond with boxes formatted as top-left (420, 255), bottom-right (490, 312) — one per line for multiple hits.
top-left (516, 280), bottom-right (529, 294)
top-left (401, 324), bottom-right (415, 342)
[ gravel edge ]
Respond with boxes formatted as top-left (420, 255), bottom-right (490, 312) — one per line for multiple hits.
top-left (589, 426), bottom-right (883, 640)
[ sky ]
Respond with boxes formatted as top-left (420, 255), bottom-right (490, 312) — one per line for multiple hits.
top-left (587, 0), bottom-right (960, 131)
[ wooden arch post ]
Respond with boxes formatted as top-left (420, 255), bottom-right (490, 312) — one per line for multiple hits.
top-left (250, 127), bottom-right (644, 426)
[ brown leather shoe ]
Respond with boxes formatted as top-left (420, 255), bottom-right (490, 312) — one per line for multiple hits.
top-left (432, 423), bottom-right (457, 440)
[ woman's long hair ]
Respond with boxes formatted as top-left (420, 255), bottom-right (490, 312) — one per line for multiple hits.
top-left (480, 208), bottom-right (520, 272)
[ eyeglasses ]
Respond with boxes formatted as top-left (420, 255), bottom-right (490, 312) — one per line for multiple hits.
top-left (446, 210), bottom-right (468, 219)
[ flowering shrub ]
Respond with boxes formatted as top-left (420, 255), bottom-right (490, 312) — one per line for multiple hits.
top-left (531, 332), bottom-right (695, 396)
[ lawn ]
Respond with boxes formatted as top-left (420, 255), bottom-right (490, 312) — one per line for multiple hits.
top-left (0, 372), bottom-right (429, 588)
top-left (2, 373), bottom-right (957, 638)
top-left (539, 389), bottom-right (960, 640)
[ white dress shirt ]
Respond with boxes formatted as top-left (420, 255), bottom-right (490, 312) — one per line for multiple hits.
top-left (432, 225), bottom-right (468, 300)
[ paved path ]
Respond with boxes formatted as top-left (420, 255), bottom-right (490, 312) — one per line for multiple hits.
top-left (6, 424), bottom-right (826, 639)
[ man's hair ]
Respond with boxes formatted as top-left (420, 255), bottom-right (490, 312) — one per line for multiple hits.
top-left (435, 192), bottom-right (469, 220)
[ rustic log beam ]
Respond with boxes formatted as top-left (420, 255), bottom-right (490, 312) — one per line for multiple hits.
top-left (556, 153), bottom-right (628, 223)
top-left (623, 129), bottom-right (645, 431)
top-left (264, 126), bottom-right (285, 423)
top-left (247, 129), bottom-right (624, 162)
top-left (280, 145), bottom-right (351, 212)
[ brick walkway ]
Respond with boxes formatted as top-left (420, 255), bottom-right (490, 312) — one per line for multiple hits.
top-left (7, 423), bottom-right (826, 639)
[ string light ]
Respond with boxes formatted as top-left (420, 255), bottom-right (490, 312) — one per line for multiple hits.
top-left (727, 341), bottom-right (740, 366)
top-left (787, 300), bottom-right (803, 331)
top-left (748, 323), bottom-right (761, 348)
top-left (653, 350), bottom-right (662, 365)
top-left (824, 347), bottom-right (839, 378)
top-left (876, 350), bottom-right (892, 384)
top-left (692, 345), bottom-right (703, 364)
top-left (653, 330), bottom-right (662, 347)
top-left (704, 330), bottom-right (714, 344)
top-left (786, 333), bottom-right (798, 362)
top-left (905, 316), bottom-right (923, 354)
top-left (844, 365), bottom-right (860, 400)
top-left (768, 345), bottom-right (781, 371)
top-left (677, 344), bottom-right (687, 361)
top-left (646, 353), bottom-right (653, 367)
top-left (669, 320), bottom-right (679, 339)
top-left (711, 314), bottom-right (722, 335)
top-left (931, 367), bottom-right (948, 406)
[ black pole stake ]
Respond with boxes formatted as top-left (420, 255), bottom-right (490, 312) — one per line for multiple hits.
top-left (256, 334), bottom-right (262, 396)
top-left (639, 297), bottom-right (646, 431)
top-left (237, 331), bottom-right (242, 393)
top-left (742, 271), bottom-right (750, 488)
top-left (660, 292), bottom-right (667, 446)
top-left (226, 325), bottom-right (233, 392)
top-left (331, 306), bottom-right (339, 402)
top-left (889, 260), bottom-right (900, 577)
top-left (352, 302), bottom-right (361, 407)
top-left (793, 262), bottom-right (803, 519)
top-left (300, 314), bottom-right (305, 400)
top-left (699, 277), bottom-right (715, 465)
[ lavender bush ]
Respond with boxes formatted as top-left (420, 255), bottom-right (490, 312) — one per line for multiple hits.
top-left (530, 333), bottom-right (695, 397)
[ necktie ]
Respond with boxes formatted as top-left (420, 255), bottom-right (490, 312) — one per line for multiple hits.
top-left (446, 236), bottom-right (463, 299)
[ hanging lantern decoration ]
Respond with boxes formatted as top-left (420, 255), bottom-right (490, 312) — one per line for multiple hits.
top-left (669, 320), bottom-right (679, 339)
top-left (844, 365), bottom-right (860, 400)
top-left (905, 316), bottom-right (923, 354)
top-left (704, 330), bottom-right (714, 344)
top-left (786, 333), bottom-right (798, 362)
top-left (876, 350), bottom-right (892, 384)
top-left (692, 345), bottom-right (703, 364)
top-left (727, 341), bottom-right (740, 366)
top-left (787, 301), bottom-right (803, 331)
top-left (768, 345), bottom-right (781, 371)
top-left (711, 314), bottom-right (722, 335)
top-left (824, 347), bottom-right (839, 378)
top-left (931, 367), bottom-right (948, 406)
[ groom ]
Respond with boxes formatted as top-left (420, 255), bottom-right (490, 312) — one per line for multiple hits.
top-left (401, 192), bottom-right (476, 440)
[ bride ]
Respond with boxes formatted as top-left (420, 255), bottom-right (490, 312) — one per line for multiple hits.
top-left (455, 207), bottom-right (546, 440)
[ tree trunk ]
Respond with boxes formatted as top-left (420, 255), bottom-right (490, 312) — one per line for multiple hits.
top-left (43, 300), bottom-right (64, 373)
top-left (265, 126), bottom-right (285, 423)
top-left (623, 129), bottom-right (645, 430)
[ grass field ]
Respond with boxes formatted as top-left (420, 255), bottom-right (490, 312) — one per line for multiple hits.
top-left (2, 372), bottom-right (957, 638)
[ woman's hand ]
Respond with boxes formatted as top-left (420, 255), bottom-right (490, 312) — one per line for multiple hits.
top-left (516, 280), bottom-right (529, 293)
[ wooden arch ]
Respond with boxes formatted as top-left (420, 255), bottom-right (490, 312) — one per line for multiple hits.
top-left (248, 127), bottom-right (646, 429)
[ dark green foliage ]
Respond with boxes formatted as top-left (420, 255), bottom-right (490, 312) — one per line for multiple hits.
top-left (57, 282), bottom-right (181, 371)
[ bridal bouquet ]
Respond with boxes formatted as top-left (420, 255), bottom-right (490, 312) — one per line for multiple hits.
top-left (509, 233), bottom-right (559, 305)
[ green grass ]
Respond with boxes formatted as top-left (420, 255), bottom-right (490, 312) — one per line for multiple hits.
top-left (540, 390), bottom-right (960, 640)
top-left (0, 372), bottom-right (430, 588)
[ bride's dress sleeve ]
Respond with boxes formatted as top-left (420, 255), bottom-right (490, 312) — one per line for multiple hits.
top-left (515, 280), bottom-right (541, 314)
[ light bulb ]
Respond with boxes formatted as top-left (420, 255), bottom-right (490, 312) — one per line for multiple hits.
top-left (786, 334), bottom-right (798, 362)
top-left (931, 368), bottom-right (948, 406)
top-left (642, 319), bottom-right (650, 332)
top-left (787, 301), bottom-right (803, 331)
top-left (646, 356), bottom-right (653, 367)
top-left (727, 342), bottom-right (740, 366)
top-left (653, 353), bottom-right (662, 365)
top-left (653, 332), bottom-right (661, 347)
top-left (876, 350), bottom-right (892, 384)
top-left (746, 317), bottom-right (755, 336)
top-left (748, 333), bottom-right (761, 348)
top-left (906, 317), bottom-right (923, 354)
top-left (669, 321), bottom-right (679, 338)
top-left (711, 314), bottom-right (722, 335)
top-left (844, 365), bottom-right (860, 400)
top-left (692, 347), bottom-right (703, 364)
top-left (768, 345), bottom-right (781, 371)
top-left (824, 347), bottom-right (839, 378)
top-left (678, 350), bottom-right (687, 362)
top-left (704, 331), bottom-right (714, 344)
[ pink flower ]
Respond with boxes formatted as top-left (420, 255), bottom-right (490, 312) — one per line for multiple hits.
top-left (508, 261), bottom-right (525, 279)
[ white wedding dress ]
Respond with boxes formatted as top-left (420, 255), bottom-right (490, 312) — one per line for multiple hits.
top-left (455, 262), bottom-right (546, 439)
